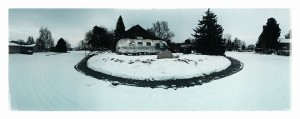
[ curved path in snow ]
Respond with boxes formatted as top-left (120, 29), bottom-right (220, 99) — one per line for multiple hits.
top-left (75, 53), bottom-right (244, 89)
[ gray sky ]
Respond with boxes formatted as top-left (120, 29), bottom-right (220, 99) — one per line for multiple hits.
top-left (9, 9), bottom-right (290, 47)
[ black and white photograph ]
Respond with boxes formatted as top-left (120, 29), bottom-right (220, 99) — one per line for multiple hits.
top-left (1, 0), bottom-right (300, 119)
top-left (8, 8), bottom-right (291, 110)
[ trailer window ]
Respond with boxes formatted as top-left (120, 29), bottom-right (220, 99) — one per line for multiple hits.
top-left (160, 43), bottom-right (165, 49)
top-left (156, 43), bottom-right (167, 50)
top-left (146, 42), bottom-right (151, 46)
top-left (129, 41), bottom-right (135, 46)
top-left (137, 42), bottom-right (143, 46)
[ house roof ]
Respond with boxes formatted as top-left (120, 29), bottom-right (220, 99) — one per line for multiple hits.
top-left (9, 42), bottom-right (36, 47)
top-left (9, 42), bottom-right (20, 46)
top-left (123, 25), bottom-right (161, 40)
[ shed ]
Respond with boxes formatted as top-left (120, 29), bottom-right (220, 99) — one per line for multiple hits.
top-left (9, 42), bottom-right (36, 54)
top-left (279, 38), bottom-right (291, 50)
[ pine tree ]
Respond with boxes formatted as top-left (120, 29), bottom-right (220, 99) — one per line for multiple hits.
top-left (114, 16), bottom-right (125, 41)
top-left (192, 9), bottom-right (225, 55)
top-left (112, 16), bottom-right (125, 51)
top-left (285, 30), bottom-right (291, 39)
top-left (56, 38), bottom-right (67, 52)
top-left (242, 44), bottom-right (246, 51)
top-left (256, 18), bottom-right (281, 53)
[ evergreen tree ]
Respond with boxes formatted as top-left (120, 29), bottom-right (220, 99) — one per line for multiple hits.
top-left (242, 44), bottom-right (246, 51)
top-left (192, 9), bottom-right (225, 55)
top-left (256, 34), bottom-right (264, 49)
top-left (285, 30), bottom-right (291, 39)
top-left (113, 16), bottom-right (125, 51)
top-left (256, 18), bottom-right (281, 53)
top-left (55, 38), bottom-right (67, 52)
top-left (114, 15), bottom-right (125, 40)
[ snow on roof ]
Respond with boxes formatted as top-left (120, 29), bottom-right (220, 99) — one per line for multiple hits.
top-left (24, 44), bottom-right (36, 47)
top-left (279, 38), bottom-right (291, 43)
top-left (9, 42), bottom-right (21, 46)
top-left (9, 43), bottom-right (36, 47)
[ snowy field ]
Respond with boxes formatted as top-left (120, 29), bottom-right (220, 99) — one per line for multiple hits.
top-left (87, 53), bottom-right (231, 80)
top-left (9, 51), bottom-right (290, 110)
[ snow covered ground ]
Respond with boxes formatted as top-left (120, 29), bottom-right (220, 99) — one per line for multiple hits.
top-left (9, 51), bottom-right (290, 110)
top-left (87, 53), bottom-right (231, 80)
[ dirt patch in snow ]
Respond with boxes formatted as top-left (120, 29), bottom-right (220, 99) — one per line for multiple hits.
top-left (75, 53), bottom-right (243, 89)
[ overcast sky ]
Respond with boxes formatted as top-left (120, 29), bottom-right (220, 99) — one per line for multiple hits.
top-left (9, 9), bottom-right (290, 47)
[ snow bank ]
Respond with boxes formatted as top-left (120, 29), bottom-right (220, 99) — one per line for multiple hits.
top-left (87, 53), bottom-right (231, 80)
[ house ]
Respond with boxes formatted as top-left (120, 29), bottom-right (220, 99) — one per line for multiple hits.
top-left (9, 42), bottom-right (36, 54)
top-left (123, 25), bottom-right (161, 40)
top-left (9, 42), bottom-right (22, 54)
top-left (278, 38), bottom-right (291, 50)
top-left (277, 38), bottom-right (291, 56)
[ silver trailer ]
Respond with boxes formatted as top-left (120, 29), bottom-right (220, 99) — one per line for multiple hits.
top-left (116, 38), bottom-right (168, 55)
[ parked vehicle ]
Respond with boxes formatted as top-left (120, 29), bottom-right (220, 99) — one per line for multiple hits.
top-left (180, 44), bottom-right (195, 54)
top-left (116, 38), bottom-right (168, 55)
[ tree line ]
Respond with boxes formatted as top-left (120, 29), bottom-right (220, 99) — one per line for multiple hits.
top-left (78, 9), bottom-right (289, 56)
top-left (12, 9), bottom-right (289, 56)
top-left (189, 9), bottom-right (290, 56)
top-left (77, 16), bottom-right (175, 52)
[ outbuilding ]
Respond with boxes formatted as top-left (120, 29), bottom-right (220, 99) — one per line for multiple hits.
top-left (279, 38), bottom-right (291, 50)
top-left (9, 42), bottom-right (36, 54)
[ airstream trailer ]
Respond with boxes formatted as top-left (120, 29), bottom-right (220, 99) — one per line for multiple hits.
top-left (116, 38), bottom-right (168, 55)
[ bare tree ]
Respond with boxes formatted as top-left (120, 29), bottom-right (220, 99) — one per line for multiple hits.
top-left (64, 39), bottom-right (72, 50)
top-left (149, 21), bottom-right (175, 43)
top-left (36, 27), bottom-right (54, 51)
top-left (223, 34), bottom-right (232, 43)
top-left (223, 34), bottom-right (233, 51)
top-left (26, 36), bottom-right (35, 45)
top-left (77, 40), bottom-right (88, 50)
top-left (233, 37), bottom-right (242, 51)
